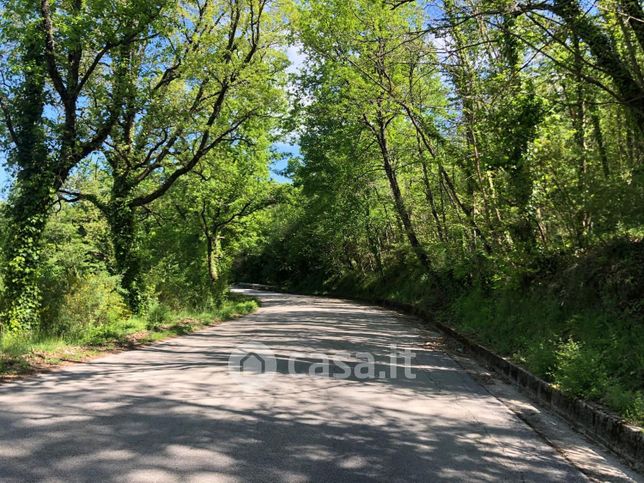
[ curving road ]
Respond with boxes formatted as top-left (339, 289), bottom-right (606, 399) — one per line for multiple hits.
top-left (0, 289), bottom-right (635, 482)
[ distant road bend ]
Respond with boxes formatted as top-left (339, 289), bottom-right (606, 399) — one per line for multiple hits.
top-left (0, 288), bottom-right (638, 482)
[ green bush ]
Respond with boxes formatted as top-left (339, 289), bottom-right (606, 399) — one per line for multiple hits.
top-left (551, 339), bottom-right (609, 399)
top-left (54, 273), bottom-right (129, 340)
top-left (145, 300), bottom-right (172, 330)
top-left (0, 331), bottom-right (32, 358)
top-left (624, 394), bottom-right (644, 425)
top-left (519, 340), bottom-right (558, 379)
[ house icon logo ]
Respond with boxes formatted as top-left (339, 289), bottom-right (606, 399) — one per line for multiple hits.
top-left (228, 342), bottom-right (276, 387)
top-left (239, 351), bottom-right (267, 374)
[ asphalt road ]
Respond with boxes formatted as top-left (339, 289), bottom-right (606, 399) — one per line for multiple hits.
top-left (0, 288), bottom-right (620, 482)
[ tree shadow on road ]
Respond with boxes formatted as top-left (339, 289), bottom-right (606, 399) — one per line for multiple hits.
top-left (0, 290), bottom-right (582, 482)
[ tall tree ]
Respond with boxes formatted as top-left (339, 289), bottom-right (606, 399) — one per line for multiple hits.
top-left (0, 0), bottom-right (168, 331)
top-left (60, 0), bottom-right (286, 311)
top-left (296, 0), bottom-right (441, 269)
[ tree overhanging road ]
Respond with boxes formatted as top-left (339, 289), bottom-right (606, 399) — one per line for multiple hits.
top-left (0, 289), bottom-right (636, 482)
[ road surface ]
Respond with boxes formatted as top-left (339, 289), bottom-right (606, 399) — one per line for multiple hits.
top-left (0, 289), bottom-right (635, 481)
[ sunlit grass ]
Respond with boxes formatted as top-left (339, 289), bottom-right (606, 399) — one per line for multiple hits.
top-left (0, 294), bottom-right (259, 378)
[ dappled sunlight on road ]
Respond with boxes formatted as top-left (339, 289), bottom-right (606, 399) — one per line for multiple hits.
top-left (0, 289), bottom-right (585, 482)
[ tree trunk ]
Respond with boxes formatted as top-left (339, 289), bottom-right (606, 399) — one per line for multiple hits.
top-left (375, 119), bottom-right (432, 270)
top-left (206, 231), bottom-right (222, 289)
top-left (1, 39), bottom-right (51, 333)
top-left (590, 107), bottom-right (610, 179)
top-left (438, 164), bottom-right (493, 254)
top-left (619, 0), bottom-right (644, 52)
top-left (401, 105), bottom-right (492, 254)
top-left (507, 164), bottom-right (536, 249)
top-left (107, 199), bottom-right (145, 313)
top-left (200, 210), bottom-right (226, 306)
top-left (552, 0), bottom-right (644, 130)
top-left (418, 139), bottom-right (446, 243)
top-left (572, 32), bottom-right (591, 245)
top-left (206, 236), bottom-right (216, 288)
top-left (363, 200), bottom-right (385, 276)
top-left (1, 172), bottom-right (56, 332)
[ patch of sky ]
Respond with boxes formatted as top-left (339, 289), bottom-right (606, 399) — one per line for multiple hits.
top-left (271, 142), bottom-right (299, 183)
top-left (269, 44), bottom-right (307, 184)
top-left (0, 152), bottom-right (11, 200)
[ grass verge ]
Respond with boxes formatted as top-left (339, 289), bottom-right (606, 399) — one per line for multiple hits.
top-left (0, 293), bottom-right (258, 381)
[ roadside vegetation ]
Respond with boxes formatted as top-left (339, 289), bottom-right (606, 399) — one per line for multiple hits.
top-left (1, 0), bottom-right (642, 425)
top-left (0, 294), bottom-right (258, 378)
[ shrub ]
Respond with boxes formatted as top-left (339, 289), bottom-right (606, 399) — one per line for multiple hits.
top-left (0, 331), bottom-right (32, 358)
top-left (145, 300), bottom-right (172, 330)
top-left (54, 273), bottom-right (129, 340)
top-left (518, 339), bottom-right (558, 379)
top-left (551, 339), bottom-right (609, 400)
top-left (624, 393), bottom-right (644, 426)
